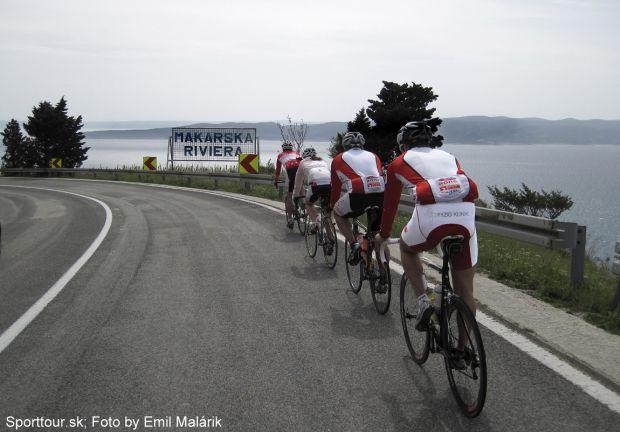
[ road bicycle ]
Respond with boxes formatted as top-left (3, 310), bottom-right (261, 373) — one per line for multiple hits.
top-left (399, 235), bottom-right (487, 417)
top-left (304, 195), bottom-right (338, 269)
top-left (344, 206), bottom-right (392, 314)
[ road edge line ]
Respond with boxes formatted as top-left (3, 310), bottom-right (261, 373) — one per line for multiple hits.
top-left (0, 186), bottom-right (113, 353)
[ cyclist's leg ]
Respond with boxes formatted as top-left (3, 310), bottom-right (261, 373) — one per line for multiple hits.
top-left (285, 170), bottom-right (294, 217)
top-left (400, 242), bottom-right (426, 298)
top-left (285, 192), bottom-right (294, 217)
top-left (449, 231), bottom-right (478, 350)
top-left (305, 186), bottom-right (319, 223)
top-left (449, 229), bottom-right (478, 315)
top-left (333, 193), bottom-right (356, 244)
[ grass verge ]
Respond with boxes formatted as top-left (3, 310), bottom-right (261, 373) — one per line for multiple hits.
top-left (49, 170), bottom-right (620, 334)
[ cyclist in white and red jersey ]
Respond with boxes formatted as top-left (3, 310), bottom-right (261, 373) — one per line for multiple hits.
top-left (274, 141), bottom-right (300, 228)
top-left (376, 120), bottom-right (479, 330)
top-left (330, 132), bottom-right (385, 264)
top-left (293, 147), bottom-right (331, 233)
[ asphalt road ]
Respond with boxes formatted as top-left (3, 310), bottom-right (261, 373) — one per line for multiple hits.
top-left (0, 178), bottom-right (618, 431)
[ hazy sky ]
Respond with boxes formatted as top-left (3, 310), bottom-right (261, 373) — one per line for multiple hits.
top-left (1, 0), bottom-right (618, 122)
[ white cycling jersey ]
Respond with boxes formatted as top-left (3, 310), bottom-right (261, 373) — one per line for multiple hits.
top-left (293, 158), bottom-right (331, 197)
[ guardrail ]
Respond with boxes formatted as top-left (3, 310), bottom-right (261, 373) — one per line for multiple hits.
top-left (1, 167), bottom-right (587, 286)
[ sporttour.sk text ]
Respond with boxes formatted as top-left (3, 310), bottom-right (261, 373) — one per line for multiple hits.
top-left (4, 415), bottom-right (223, 430)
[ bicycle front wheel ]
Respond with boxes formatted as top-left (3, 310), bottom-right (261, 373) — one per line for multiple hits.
top-left (400, 275), bottom-right (430, 364)
top-left (443, 296), bottom-right (487, 418)
top-left (322, 215), bottom-right (338, 269)
top-left (304, 220), bottom-right (318, 258)
top-left (344, 241), bottom-right (363, 293)
top-left (370, 254), bottom-right (391, 314)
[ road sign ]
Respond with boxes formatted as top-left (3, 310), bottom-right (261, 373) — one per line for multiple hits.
top-left (239, 153), bottom-right (259, 174)
top-left (50, 158), bottom-right (62, 168)
top-left (169, 127), bottom-right (258, 163)
top-left (143, 156), bottom-right (157, 171)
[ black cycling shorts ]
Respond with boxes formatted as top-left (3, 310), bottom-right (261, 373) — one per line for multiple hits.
top-left (286, 167), bottom-right (298, 193)
top-left (306, 184), bottom-right (331, 204)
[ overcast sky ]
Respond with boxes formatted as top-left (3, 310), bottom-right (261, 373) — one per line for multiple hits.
top-left (1, 0), bottom-right (618, 122)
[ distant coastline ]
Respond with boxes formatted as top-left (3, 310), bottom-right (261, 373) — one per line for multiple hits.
top-left (4, 116), bottom-right (620, 145)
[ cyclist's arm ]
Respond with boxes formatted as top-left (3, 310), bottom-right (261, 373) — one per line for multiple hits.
top-left (274, 155), bottom-right (283, 184)
top-left (293, 162), bottom-right (305, 198)
top-left (379, 161), bottom-right (404, 238)
top-left (329, 156), bottom-right (342, 208)
top-left (455, 158), bottom-right (480, 201)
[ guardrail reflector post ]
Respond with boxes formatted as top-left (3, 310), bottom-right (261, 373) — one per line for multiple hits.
top-left (570, 225), bottom-right (586, 287)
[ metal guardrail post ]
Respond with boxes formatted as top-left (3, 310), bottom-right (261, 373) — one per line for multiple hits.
top-left (244, 181), bottom-right (251, 193)
top-left (611, 241), bottom-right (620, 312)
top-left (569, 225), bottom-right (586, 287)
top-left (278, 186), bottom-right (284, 201)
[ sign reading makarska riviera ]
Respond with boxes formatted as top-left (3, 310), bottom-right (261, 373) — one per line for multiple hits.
top-left (170, 127), bottom-right (258, 163)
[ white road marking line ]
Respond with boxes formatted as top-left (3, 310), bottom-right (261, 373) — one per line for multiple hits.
top-left (10, 178), bottom-right (620, 412)
top-left (0, 186), bottom-right (113, 354)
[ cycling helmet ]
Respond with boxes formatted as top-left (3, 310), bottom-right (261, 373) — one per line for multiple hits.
top-left (342, 132), bottom-right (365, 150)
top-left (397, 120), bottom-right (432, 151)
top-left (282, 141), bottom-right (293, 151)
top-left (302, 147), bottom-right (316, 159)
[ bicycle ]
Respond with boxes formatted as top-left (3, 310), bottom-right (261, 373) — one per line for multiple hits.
top-left (304, 195), bottom-right (338, 268)
top-left (344, 206), bottom-right (392, 314)
top-left (399, 235), bottom-right (487, 417)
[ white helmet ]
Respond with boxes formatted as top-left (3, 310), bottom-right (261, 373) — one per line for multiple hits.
top-left (302, 147), bottom-right (316, 159)
top-left (342, 132), bottom-right (365, 150)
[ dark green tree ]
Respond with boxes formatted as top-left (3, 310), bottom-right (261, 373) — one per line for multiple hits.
top-left (2, 119), bottom-right (26, 167)
top-left (347, 107), bottom-right (372, 135)
top-left (488, 183), bottom-right (573, 219)
top-left (23, 97), bottom-right (89, 168)
top-left (336, 81), bottom-right (443, 162)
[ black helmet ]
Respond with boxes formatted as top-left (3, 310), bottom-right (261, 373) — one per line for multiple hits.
top-left (397, 120), bottom-right (432, 151)
top-left (342, 132), bottom-right (365, 150)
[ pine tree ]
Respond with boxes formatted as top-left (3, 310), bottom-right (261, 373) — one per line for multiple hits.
top-left (23, 97), bottom-right (89, 168)
top-left (347, 108), bottom-right (372, 135)
top-left (1, 119), bottom-right (26, 168)
top-left (362, 81), bottom-right (443, 162)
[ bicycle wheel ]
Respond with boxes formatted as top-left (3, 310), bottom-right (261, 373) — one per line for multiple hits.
top-left (322, 215), bottom-right (338, 269)
top-left (344, 240), bottom-right (363, 293)
top-left (369, 250), bottom-right (391, 314)
top-left (304, 218), bottom-right (318, 258)
top-left (400, 275), bottom-right (430, 364)
top-left (443, 296), bottom-right (487, 418)
top-left (296, 205), bottom-right (307, 234)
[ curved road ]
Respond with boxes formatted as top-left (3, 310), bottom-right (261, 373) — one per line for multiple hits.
top-left (0, 178), bottom-right (617, 431)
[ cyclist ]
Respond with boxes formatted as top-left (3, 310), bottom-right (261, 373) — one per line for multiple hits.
top-left (330, 132), bottom-right (385, 265)
top-left (293, 147), bottom-right (331, 234)
top-left (375, 120), bottom-right (479, 330)
top-left (274, 141), bottom-right (300, 228)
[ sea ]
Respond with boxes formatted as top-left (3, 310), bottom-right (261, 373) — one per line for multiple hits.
top-left (77, 138), bottom-right (620, 262)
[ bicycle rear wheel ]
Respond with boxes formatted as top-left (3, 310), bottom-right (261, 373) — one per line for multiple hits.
top-left (322, 215), bottom-right (338, 269)
top-left (344, 241), bottom-right (363, 293)
top-left (369, 253), bottom-right (391, 314)
top-left (400, 275), bottom-right (430, 364)
top-left (304, 219), bottom-right (318, 257)
top-left (443, 296), bottom-right (487, 418)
